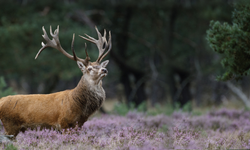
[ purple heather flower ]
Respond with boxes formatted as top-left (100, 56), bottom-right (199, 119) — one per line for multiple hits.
top-left (0, 109), bottom-right (249, 149)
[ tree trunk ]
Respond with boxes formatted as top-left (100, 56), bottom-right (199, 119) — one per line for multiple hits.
top-left (133, 73), bottom-right (147, 107)
top-left (110, 5), bottom-right (147, 108)
top-left (172, 68), bottom-right (192, 108)
top-left (178, 70), bottom-right (191, 108)
top-left (226, 82), bottom-right (250, 108)
top-left (120, 72), bottom-right (133, 105)
top-left (166, 3), bottom-right (192, 108)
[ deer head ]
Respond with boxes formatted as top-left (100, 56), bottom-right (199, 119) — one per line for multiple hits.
top-left (35, 26), bottom-right (111, 85)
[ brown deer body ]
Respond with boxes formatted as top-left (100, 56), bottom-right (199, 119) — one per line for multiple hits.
top-left (0, 26), bottom-right (111, 137)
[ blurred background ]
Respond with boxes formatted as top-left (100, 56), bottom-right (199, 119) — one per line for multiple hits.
top-left (0, 0), bottom-right (248, 114)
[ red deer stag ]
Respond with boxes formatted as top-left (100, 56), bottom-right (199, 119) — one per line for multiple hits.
top-left (0, 26), bottom-right (111, 137)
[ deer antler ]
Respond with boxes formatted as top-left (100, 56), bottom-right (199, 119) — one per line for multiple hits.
top-left (79, 26), bottom-right (111, 63)
top-left (35, 26), bottom-right (90, 66)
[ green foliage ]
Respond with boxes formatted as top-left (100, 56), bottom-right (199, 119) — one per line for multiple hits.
top-left (207, 3), bottom-right (250, 81)
top-left (113, 101), bottom-right (147, 115)
top-left (113, 101), bottom-right (178, 116)
top-left (158, 124), bottom-right (169, 133)
top-left (113, 102), bottom-right (135, 116)
top-left (113, 102), bottom-right (128, 116)
top-left (113, 101), bottom-right (195, 116)
top-left (182, 101), bottom-right (192, 112)
top-left (4, 143), bottom-right (18, 150)
top-left (147, 103), bottom-right (175, 116)
top-left (0, 77), bottom-right (15, 98)
top-left (137, 101), bottom-right (147, 112)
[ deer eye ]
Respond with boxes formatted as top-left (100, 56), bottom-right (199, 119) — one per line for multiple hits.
top-left (88, 67), bottom-right (92, 71)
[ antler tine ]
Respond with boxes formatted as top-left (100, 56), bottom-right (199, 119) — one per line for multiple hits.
top-left (84, 43), bottom-right (90, 62)
top-left (95, 27), bottom-right (107, 58)
top-left (79, 31), bottom-right (104, 57)
top-left (71, 33), bottom-right (90, 65)
top-left (79, 26), bottom-right (112, 63)
top-left (71, 33), bottom-right (77, 61)
top-left (82, 34), bottom-right (97, 43)
top-left (71, 33), bottom-right (89, 65)
top-left (35, 26), bottom-right (50, 59)
top-left (35, 25), bottom-right (89, 66)
top-left (98, 31), bottom-right (112, 62)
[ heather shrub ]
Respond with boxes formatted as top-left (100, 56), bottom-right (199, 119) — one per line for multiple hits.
top-left (209, 108), bottom-right (243, 119)
top-left (0, 108), bottom-right (250, 149)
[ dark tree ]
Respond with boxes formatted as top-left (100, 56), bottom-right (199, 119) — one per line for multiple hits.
top-left (207, 2), bottom-right (250, 81)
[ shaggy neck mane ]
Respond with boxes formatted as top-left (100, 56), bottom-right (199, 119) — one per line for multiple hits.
top-left (70, 76), bottom-right (105, 117)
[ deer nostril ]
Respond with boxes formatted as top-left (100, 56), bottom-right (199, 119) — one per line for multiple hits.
top-left (101, 68), bottom-right (107, 73)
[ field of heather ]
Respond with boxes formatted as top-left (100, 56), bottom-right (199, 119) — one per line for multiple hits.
top-left (2, 108), bottom-right (250, 150)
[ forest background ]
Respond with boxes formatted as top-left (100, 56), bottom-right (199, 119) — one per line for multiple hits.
top-left (0, 0), bottom-right (248, 113)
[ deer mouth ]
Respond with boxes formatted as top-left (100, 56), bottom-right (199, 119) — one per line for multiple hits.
top-left (99, 71), bottom-right (107, 79)
top-left (101, 72), bottom-right (108, 77)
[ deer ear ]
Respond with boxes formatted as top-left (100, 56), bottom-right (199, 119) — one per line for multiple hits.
top-left (100, 60), bottom-right (109, 68)
top-left (77, 61), bottom-right (86, 72)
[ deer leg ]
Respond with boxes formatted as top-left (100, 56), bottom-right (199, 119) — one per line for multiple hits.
top-left (1, 119), bottom-right (21, 137)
